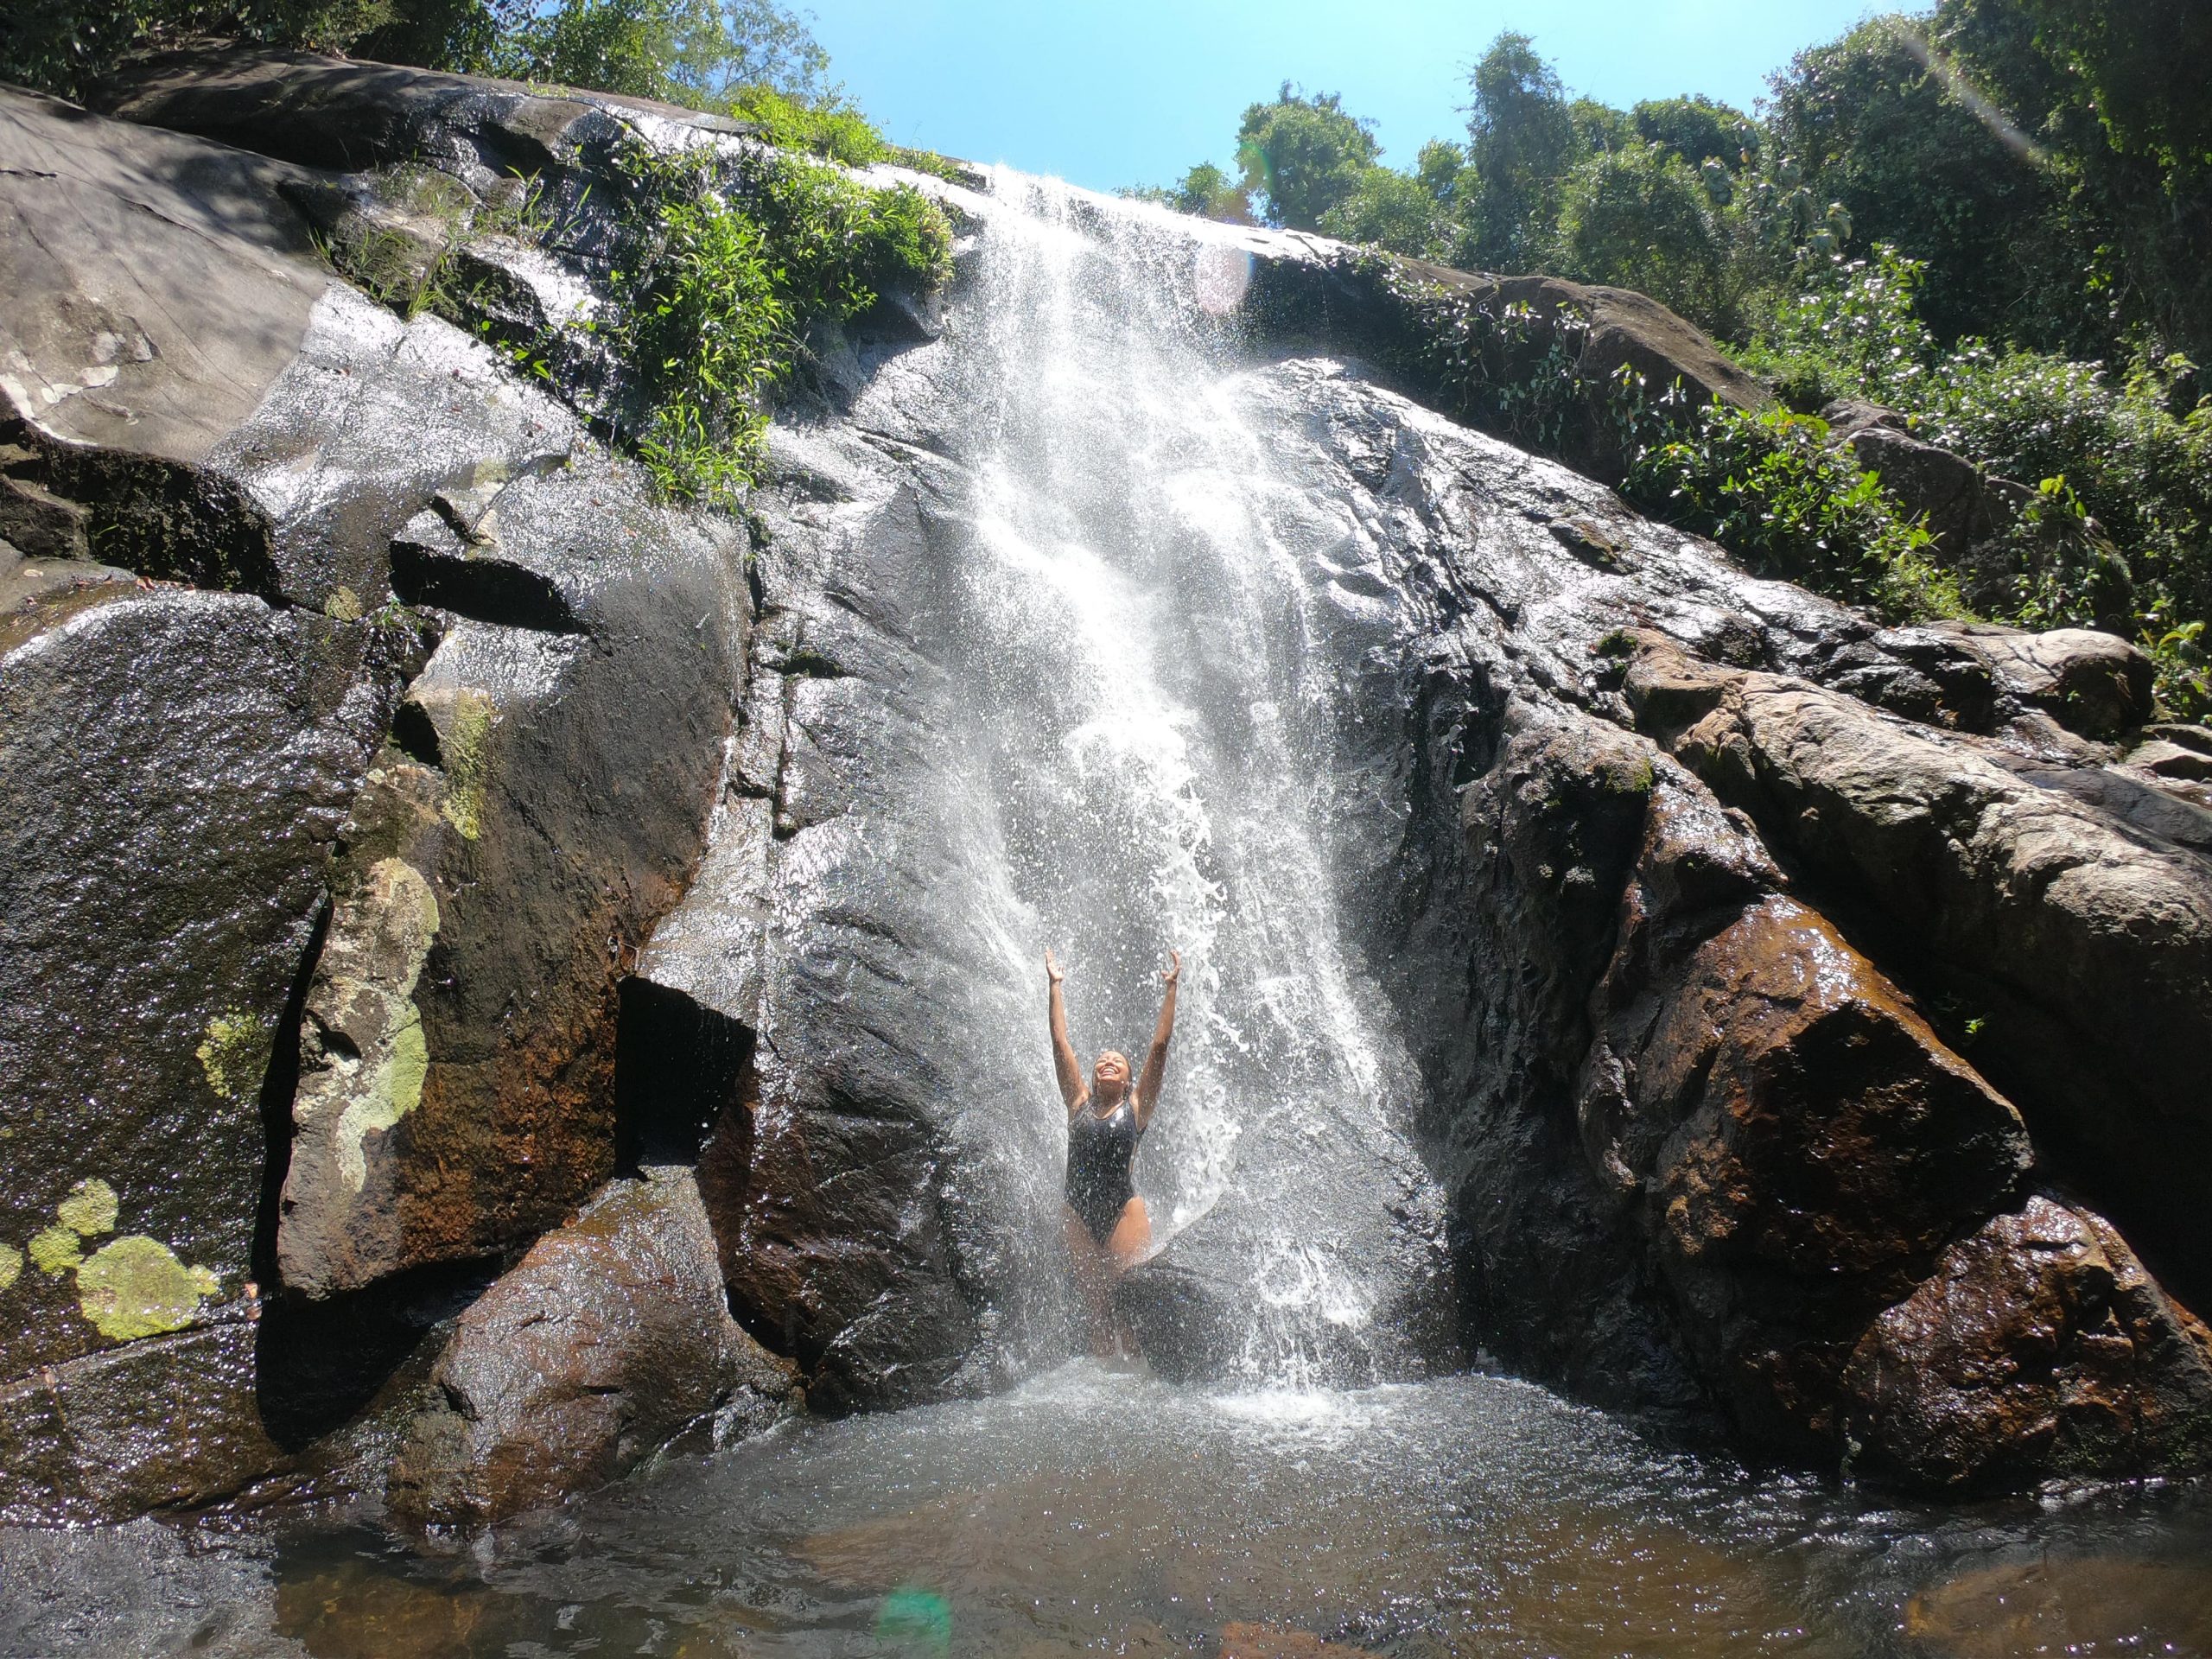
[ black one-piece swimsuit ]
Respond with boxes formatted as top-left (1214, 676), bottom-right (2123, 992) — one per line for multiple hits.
top-left (1065, 1098), bottom-right (1142, 1244)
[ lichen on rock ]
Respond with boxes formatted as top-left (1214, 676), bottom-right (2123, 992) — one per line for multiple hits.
top-left (0, 1243), bottom-right (22, 1292)
top-left (194, 1008), bottom-right (269, 1102)
top-left (278, 854), bottom-right (443, 1295)
top-left (437, 687), bottom-right (497, 841)
top-left (73, 1235), bottom-right (219, 1340)
top-left (54, 1178), bottom-right (118, 1237)
top-left (28, 1225), bottom-right (84, 1276)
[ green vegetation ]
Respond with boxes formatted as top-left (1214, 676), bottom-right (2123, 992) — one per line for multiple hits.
top-left (1146, 2), bottom-right (2209, 719)
top-left (195, 1007), bottom-right (268, 1102)
top-left (2, 0), bottom-right (963, 178)
top-left (607, 142), bottom-right (952, 502)
top-left (1624, 397), bottom-right (1969, 624)
top-left (79, 1), bottom-right (965, 512)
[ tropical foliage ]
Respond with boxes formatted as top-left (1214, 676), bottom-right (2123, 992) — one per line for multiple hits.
top-left (1137, 1), bottom-right (2210, 716)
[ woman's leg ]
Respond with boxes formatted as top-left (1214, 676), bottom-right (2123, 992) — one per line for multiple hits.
top-left (1063, 1205), bottom-right (1115, 1353)
top-left (1106, 1196), bottom-right (1152, 1271)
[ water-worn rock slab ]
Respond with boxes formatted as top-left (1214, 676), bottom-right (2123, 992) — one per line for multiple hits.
top-left (1620, 632), bottom-right (2212, 1308)
top-left (1, 72), bottom-right (746, 1521)
top-left (388, 1166), bottom-right (793, 1529)
top-left (276, 454), bottom-right (747, 1297)
top-left (0, 90), bottom-right (326, 466)
top-left (0, 589), bottom-right (402, 1389)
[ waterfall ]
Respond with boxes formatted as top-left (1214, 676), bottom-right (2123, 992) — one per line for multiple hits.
top-left (938, 172), bottom-right (1448, 1382)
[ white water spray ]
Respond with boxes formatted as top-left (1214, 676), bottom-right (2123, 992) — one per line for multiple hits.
top-left (941, 173), bottom-right (1444, 1376)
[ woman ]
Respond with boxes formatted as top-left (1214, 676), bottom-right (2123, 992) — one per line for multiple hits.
top-left (1046, 944), bottom-right (1179, 1353)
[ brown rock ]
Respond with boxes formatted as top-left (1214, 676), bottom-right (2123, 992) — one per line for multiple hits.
top-left (1243, 248), bottom-right (1770, 482)
top-left (1840, 1197), bottom-right (2212, 1491)
top-left (0, 1319), bottom-right (286, 1523)
top-left (1580, 776), bottom-right (2032, 1455)
top-left (1825, 404), bottom-right (1997, 550)
top-left (1619, 632), bottom-right (2212, 1311)
top-left (387, 1166), bottom-right (794, 1529)
top-left (1220, 1624), bottom-right (1377, 1658)
top-left (1932, 621), bottom-right (2155, 740)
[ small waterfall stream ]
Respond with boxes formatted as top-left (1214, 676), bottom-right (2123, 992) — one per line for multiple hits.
top-left (942, 173), bottom-right (1440, 1378)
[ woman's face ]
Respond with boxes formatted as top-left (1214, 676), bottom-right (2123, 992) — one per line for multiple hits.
top-left (1092, 1051), bottom-right (1129, 1094)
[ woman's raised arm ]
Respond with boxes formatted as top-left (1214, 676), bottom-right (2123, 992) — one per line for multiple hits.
top-left (1135, 950), bottom-right (1180, 1128)
top-left (1046, 949), bottom-right (1085, 1114)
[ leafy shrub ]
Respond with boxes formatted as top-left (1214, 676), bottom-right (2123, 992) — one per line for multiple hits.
top-left (1623, 395), bottom-right (1968, 622)
top-left (1737, 244), bottom-right (1938, 410)
top-left (1738, 242), bottom-right (2212, 714)
top-left (609, 143), bottom-right (953, 502)
top-left (1319, 167), bottom-right (1450, 258)
top-left (616, 180), bottom-right (787, 503)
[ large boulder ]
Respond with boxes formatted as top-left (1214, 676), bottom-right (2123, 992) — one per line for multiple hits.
top-left (273, 453), bottom-right (747, 1297)
top-left (93, 44), bottom-right (748, 178)
top-left (1620, 632), bottom-right (2212, 1311)
top-left (0, 583), bottom-right (408, 1516)
top-left (1577, 767), bottom-right (2036, 1458)
top-left (1841, 1197), bottom-right (2212, 1491)
top-left (388, 1167), bottom-right (794, 1529)
top-left (1243, 243), bottom-right (1770, 480)
top-left (0, 77), bottom-right (744, 1518)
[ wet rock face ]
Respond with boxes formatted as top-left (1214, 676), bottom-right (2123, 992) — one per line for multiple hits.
top-left (1619, 633), bottom-right (2212, 1312)
top-left (5, 44), bottom-right (2210, 1518)
top-left (0, 589), bottom-right (405, 1394)
top-left (1580, 779), bottom-right (2035, 1454)
top-left (1218, 363), bottom-right (2211, 1484)
top-left (274, 460), bottom-right (747, 1297)
top-left (389, 1168), bottom-right (795, 1529)
top-left (1841, 1198), bottom-right (2212, 1491)
top-left (1, 74), bottom-right (743, 1517)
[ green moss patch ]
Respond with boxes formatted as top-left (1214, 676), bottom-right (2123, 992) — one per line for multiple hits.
top-left (55, 1177), bottom-right (119, 1237)
top-left (73, 1236), bottom-right (220, 1341)
top-left (196, 1008), bottom-right (270, 1103)
top-left (28, 1225), bottom-right (84, 1276)
top-left (438, 690), bottom-right (499, 841)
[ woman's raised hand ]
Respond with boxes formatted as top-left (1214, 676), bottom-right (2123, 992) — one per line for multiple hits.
top-left (1162, 949), bottom-right (1181, 984)
top-left (1045, 947), bottom-right (1065, 985)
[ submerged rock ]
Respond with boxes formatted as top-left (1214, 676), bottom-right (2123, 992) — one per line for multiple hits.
top-left (389, 1166), bottom-right (795, 1529)
top-left (1904, 1551), bottom-right (2212, 1658)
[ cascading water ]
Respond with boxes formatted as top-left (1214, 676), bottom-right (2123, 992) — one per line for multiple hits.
top-left (940, 172), bottom-right (1446, 1381)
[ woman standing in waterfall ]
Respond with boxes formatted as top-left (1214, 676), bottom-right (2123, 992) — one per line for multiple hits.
top-left (1046, 945), bottom-right (1179, 1354)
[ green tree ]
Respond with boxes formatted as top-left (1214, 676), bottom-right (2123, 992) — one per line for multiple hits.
top-left (1942, 0), bottom-right (2212, 359)
top-left (1764, 15), bottom-right (2061, 347)
top-left (1126, 162), bottom-right (1254, 224)
top-left (1461, 31), bottom-right (1580, 271)
top-left (1414, 140), bottom-right (1468, 211)
top-left (2008, 0), bottom-right (2212, 167)
top-left (1570, 96), bottom-right (1635, 156)
top-left (1319, 166), bottom-right (1445, 257)
top-left (1235, 85), bottom-right (1382, 231)
top-left (1632, 94), bottom-right (1758, 169)
top-left (493, 0), bottom-right (827, 104)
top-left (1553, 140), bottom-right (1732, 329)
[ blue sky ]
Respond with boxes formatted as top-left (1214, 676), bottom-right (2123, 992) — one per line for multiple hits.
top-left (802, 1), bottom-right (1907, 191)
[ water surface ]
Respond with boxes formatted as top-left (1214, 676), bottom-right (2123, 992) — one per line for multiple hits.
top-left (13, 1363), bottom-right (2210, 1657)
